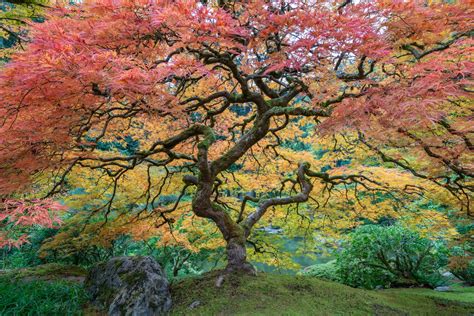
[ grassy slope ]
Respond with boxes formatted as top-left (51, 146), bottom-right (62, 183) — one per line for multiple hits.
top-left (171, 273), bottom-right (474, 316)
top-left (2, 263), bottom-right (87, 280)
top-left (0, 264), bottom-right (89, 315)
top-left (0, 265), bottom-right (472, 315)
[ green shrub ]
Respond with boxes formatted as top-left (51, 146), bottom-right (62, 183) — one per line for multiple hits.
top-left (336, 224), bottom-right (448, 289)
top-left (0, 276), bottom-right (87, 315)
top-left (299, 260), bottom-right (340, 282)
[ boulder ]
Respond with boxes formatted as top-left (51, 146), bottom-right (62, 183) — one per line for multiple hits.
top-left (85, 256), bottom-right (172, 316)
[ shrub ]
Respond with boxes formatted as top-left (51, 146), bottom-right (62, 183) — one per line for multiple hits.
top-left (299, 260), bottom-right (340, 282)
top-left (449, 245), bottom-right (474, 285)
top-left (450, 259), bottom-right (474, 285)
top-left (336, 224), bottom-right (448, 289)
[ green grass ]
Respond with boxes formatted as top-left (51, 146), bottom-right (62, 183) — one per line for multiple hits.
top-left (0, 276), bottom-right (87, 315)
top-left (171, 272), bottom-right (474, 315)
top-left (0, 264), bottom-right (89, 315)
top-left (383, 284), bottom-right (474, 305)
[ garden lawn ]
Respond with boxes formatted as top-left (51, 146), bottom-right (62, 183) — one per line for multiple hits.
top-left (171, 273), bottom-right (474, 315)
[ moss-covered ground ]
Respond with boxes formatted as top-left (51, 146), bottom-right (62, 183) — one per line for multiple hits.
top-left (0, 265), bottom-right (472, 315)
top-left (171, 272), bottom-right (474, 315)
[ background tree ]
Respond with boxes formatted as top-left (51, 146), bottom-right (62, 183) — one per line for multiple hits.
top-left (0, 0), bottom-right (472, 275)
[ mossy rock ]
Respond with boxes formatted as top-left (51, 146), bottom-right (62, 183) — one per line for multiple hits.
top-left (85, 256), bottom-right (172, 316)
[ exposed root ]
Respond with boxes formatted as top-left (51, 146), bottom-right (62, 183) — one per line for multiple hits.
top-left (215, 263), bottom-right (257, 288)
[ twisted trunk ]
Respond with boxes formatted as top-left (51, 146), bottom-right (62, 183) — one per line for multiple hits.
top-left (215, 228), bottom-right (255, 287)
top-left (225, 234), bottom-right (255, 275)
top-left (191, 180), bottom-right (255, 277)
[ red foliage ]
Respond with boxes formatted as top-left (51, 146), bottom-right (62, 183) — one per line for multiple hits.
top-left (0, 199), bottom-right (64, 248)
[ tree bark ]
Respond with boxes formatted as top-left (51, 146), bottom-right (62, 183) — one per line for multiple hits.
top-left (225, 235), bottom-right (255, 275)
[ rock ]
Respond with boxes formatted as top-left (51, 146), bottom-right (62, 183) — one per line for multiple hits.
top-left (441, 271), bottom-right (455, 279)
top-left (434, 286), bottom-right (451, 292)
top-left (85, 256), bottom-right (172, 316)
top-left (257, 225), bottom-right (283, 234)
top-left (375, 285), bottom-right (384, 290)
top-left (189, 300), bottom-right (201, 309)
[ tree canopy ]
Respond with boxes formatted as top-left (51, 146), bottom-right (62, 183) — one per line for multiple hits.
top-left (0, 0), bottom-right (472, 273)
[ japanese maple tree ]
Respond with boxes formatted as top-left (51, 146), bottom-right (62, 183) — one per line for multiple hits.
top-left (0, 0), bottom-right (472, 274)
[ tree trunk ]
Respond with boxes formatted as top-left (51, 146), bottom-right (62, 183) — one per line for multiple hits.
top-left (225, 236), bottom-right (255, 275)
